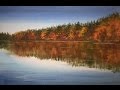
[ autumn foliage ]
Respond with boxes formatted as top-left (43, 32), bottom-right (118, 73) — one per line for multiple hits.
top-left (0, 12), bottom-right (120, 43)
top-left (93, 12), bottom-right (120, 42)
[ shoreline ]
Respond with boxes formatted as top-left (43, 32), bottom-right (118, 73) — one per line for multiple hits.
top-left (0, 40), bottom-right (120, 44)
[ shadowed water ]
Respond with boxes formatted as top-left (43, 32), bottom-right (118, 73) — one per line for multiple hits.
top-left (0, 41), bottom-right (120, 85)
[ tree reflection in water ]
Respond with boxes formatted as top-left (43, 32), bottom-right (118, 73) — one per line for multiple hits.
top-left (1, 41), bottom-right (120, 73)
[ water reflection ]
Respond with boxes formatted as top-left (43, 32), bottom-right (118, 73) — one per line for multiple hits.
top-left (0, 41), bottom-right (120, 73)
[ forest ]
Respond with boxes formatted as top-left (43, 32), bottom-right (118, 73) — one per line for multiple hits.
top-left (0, 12), bottom-right (120, 43)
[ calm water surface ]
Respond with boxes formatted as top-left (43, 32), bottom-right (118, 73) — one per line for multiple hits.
top-left (0, 41), bottom-right (120, 85)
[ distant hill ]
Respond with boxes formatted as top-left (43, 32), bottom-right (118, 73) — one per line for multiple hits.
top-left (93, 12), bottom-right (120, 43)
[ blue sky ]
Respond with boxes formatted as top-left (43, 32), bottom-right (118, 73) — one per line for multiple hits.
top-left (0, 6), bottom-right (120, 34)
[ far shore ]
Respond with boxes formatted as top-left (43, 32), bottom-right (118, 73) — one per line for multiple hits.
top-left (0, 40), bottom-right (120, 45)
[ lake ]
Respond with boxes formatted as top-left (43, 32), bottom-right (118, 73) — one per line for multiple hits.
top-left (0, 41), bottom-right (120, 85)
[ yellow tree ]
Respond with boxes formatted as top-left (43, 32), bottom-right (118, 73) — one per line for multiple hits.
top-left (78, 27), bottom-right (88, 40)
top-left (68, 30), bottom-right (75, 40)
top-left (41, 31), bottom-right (47, 40)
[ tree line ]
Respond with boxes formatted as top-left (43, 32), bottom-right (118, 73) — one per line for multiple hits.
top-left (0, 12), bottom-right (120, 43)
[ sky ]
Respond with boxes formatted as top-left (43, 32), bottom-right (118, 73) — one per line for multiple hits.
top-left (0, 6), bottom-right (120, 34)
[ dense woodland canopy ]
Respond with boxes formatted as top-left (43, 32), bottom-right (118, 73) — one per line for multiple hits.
top-left (0, 32), bottom-right (11, 40)
top-left (0, 12), bottom-right (120, 43)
